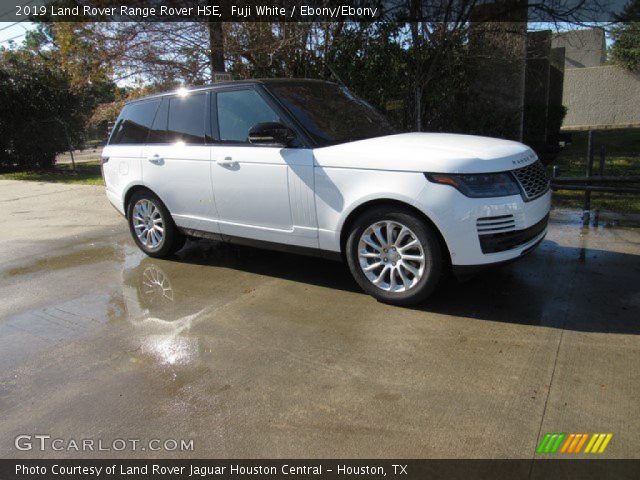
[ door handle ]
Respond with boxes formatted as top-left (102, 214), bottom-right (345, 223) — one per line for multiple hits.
top-left (217, 156), bottom-right (237, 166)
top-left (147, 154), bottom-right (163, 164)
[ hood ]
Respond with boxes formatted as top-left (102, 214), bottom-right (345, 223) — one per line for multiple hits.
top-left (312, 132), bottom-right (537, 173)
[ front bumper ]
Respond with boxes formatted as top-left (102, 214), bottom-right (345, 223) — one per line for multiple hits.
top-left (478, 213), bottom-right (549, 254)
top-left (416, 185), bottom-right (551, 267)
top-left (451, 234), bottom-right (545, 279)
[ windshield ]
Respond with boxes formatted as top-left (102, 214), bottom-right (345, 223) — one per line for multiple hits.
top-left (267, 82), bottom-right (395, 146)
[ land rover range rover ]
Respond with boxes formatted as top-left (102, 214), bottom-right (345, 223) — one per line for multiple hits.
top-left (102, 79), bottom-right (550, 305)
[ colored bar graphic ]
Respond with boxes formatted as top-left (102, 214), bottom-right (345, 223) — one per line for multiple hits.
top-left (536, 433), bottom-right (566, 454)
top-left (592, 434), bottom-right (606, 452)
top-left (551, 433), bottom-right (566, 453)
top-left (575, 433), bottom-right (589, 453)
top-left (539, 433), bottom-right (613, 454)
top-left (597, 434), bottom-right (613, 453)
top-left (568, 434), bottom-right (581, 453)
top-left (584, 433), bottom-right (598, 453)
top-left (536, 433), bottom-right (553, 454)
top-left (560, 434), bottom-right (575, 453)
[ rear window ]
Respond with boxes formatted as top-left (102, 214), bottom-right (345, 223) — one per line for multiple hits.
top-left (147, 98), bottom-right (169, 143)
top-left (109, 100), bottom-right (160, 145)
top-left (166, 93), bottom-right (206, 144)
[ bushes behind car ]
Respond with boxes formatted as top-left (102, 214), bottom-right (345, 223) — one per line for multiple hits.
top-left (0, 51), bottom-right (88, 170)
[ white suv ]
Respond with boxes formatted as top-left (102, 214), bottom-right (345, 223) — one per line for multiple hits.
top-left (102, 79), bottom-right (550, 305)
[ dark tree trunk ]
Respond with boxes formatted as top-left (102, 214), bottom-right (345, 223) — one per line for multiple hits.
top-left (208, 21), bottom-right (225, 75)
top-left (409, 1), bottom-right (423, 131)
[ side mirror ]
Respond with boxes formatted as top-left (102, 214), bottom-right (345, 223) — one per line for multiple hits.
top-left (248, 122), bottom-right (296, 147)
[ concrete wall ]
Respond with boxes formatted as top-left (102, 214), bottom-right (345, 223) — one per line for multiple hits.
top-left (548, 47), bottom-right (566, 128)
top-left (468, 22), bottom-right (527, 140)
top-left (562, 65), bottom-right (640, 130)
top-left (469, 1), bottom-right (528, 141)
top-left (551, 28), bottom-right (606, 69)
top-left (523, 31), bottom-right (552, 143)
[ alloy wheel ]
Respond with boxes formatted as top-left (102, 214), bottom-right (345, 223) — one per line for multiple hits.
top-left (132, 199), bottom-right (165, 249)
top-left (358, 220), bottom-right (427, 292)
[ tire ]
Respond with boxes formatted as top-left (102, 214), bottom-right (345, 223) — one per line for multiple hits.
top-left (345, 206), bottom-right (444, 306)
top-left (127, 190), bottom-right (185, 258)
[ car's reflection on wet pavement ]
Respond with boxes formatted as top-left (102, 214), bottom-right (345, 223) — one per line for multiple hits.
top-left (124, 261), bottom-right (212, 367)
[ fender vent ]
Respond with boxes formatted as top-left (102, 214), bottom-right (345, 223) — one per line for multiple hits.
top-left (477, 215), bottom-right (516, 235)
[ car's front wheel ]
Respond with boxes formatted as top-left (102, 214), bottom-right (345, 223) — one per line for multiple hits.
top-left (127, 190), bottom-right (185, 258)
top-left (345, 206), bottom-right (444, 306)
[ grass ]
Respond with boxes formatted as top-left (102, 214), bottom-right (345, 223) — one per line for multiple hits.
top-left (0, 160), bottom-right (104, 186)
top-left (551, 128), bottom-right (640, 214)
top-left (85, 139), bottom-right (105, 149)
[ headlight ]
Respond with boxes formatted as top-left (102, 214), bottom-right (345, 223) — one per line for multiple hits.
top-left (425, 172), bottom-right (520, 198)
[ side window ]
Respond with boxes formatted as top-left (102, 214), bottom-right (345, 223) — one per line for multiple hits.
top-left (216, 89), bottom-right (280, 143)
top-left (166, 93), bottom-right (206, 144)
top-left (148, 98), bottom-right (169, 144)
top-left (109, 100), bottom-right (160, 145)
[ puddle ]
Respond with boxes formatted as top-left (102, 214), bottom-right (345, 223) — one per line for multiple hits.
top-left (3, 245), bottom-right (121, 278)
top-left (0, 237), bottom-right (324, 373)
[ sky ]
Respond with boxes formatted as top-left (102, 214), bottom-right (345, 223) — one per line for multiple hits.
top-left (0, 21), bottom-right (35, 46)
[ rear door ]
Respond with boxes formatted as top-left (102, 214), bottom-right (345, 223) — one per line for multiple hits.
top-left (142, 91), bottom-right (219, 233)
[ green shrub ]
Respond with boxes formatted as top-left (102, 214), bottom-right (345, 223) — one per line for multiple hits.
top-left (0, 51), bottom-right (86, 169)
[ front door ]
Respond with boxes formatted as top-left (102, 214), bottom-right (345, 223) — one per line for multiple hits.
top-left (211, 87), bottom-right (317, 247)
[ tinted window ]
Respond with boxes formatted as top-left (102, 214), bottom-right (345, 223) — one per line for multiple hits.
top-left (148, 98), bottom-right (169, 144)
top-left (268, 82), bottom-right (394, 146)
top-left (167, 93), bottom-right (206, 144)
top-left (217, 89), bottom-right (280, 143)
top-left (110, 100), bottom-right (160, 145)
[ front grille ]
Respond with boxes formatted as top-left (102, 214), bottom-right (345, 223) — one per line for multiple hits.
top-left (476, 214), bottom-right (516, 235)
top-left (479, 214), bottom-right (549, 254)
top-left (512, 161), bottom-right (549, 201)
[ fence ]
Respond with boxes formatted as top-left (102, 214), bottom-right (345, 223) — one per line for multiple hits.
top-left (551, 130), bottom-right (640, 225)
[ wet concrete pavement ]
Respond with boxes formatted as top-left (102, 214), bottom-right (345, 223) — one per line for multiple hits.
top-left (1, 179), bottom-right (639, 458)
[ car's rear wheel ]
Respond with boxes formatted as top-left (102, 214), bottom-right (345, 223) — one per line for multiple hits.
top-left (127, 190), bottom-right (185, 258)
top-left (345, 206), bottom-right (444, 306)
